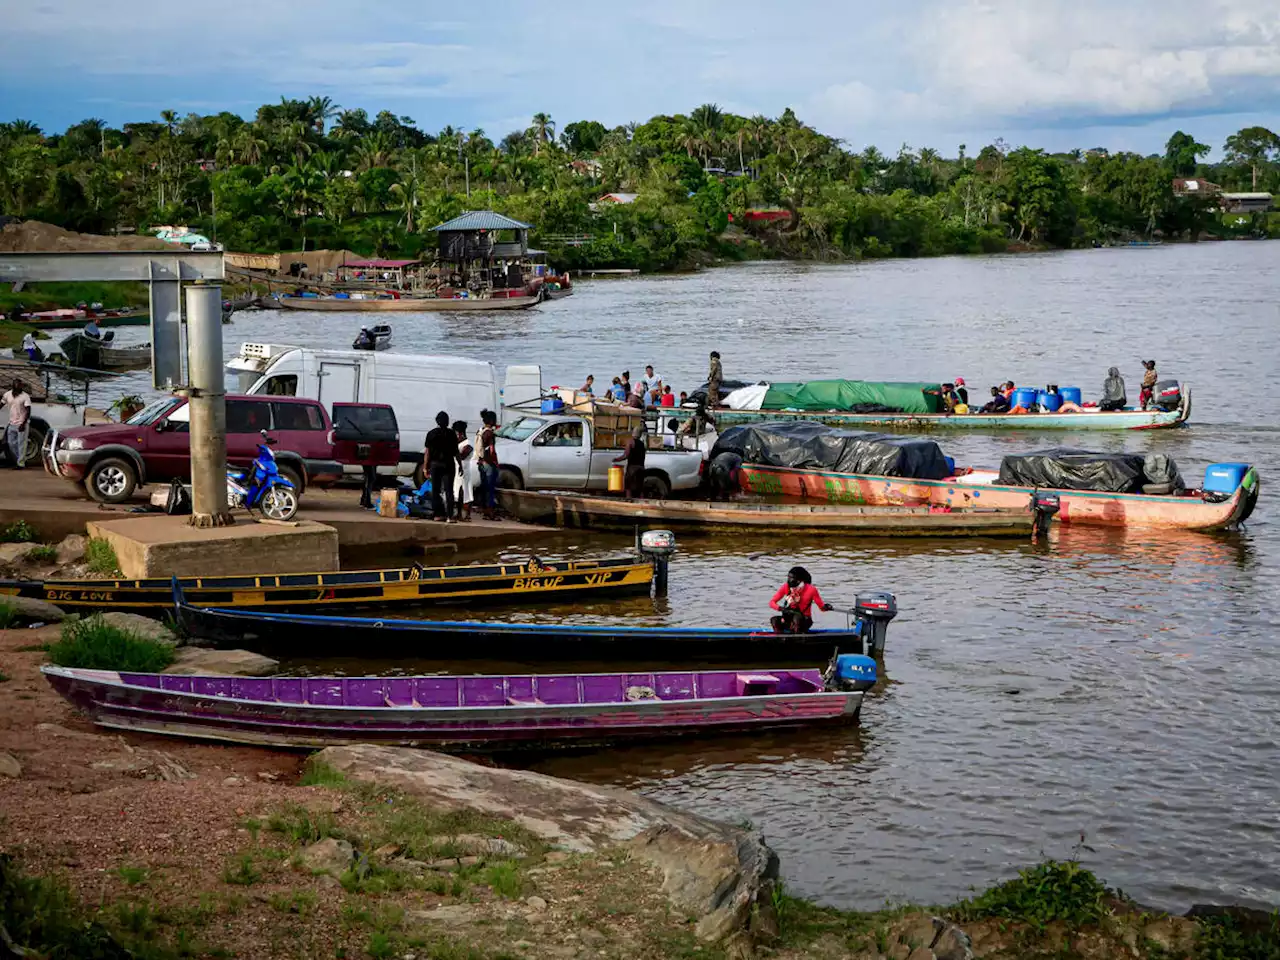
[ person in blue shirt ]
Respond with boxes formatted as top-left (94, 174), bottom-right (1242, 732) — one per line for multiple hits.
top-left (609, 377), bottom-right (626, 402)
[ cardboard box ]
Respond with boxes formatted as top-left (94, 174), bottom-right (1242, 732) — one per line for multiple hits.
top-left (377, 488), bottom-right (399, 518)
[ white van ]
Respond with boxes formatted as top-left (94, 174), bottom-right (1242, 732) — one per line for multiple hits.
top-left (228, 344), bottom-right (515, 476)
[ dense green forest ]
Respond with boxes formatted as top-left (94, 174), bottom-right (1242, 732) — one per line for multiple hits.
top-left (2, 99), bottom-right (1278, 270)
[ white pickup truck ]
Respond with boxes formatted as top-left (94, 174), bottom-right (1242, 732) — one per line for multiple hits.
top-left (495, 413), bottom-right (704, 499)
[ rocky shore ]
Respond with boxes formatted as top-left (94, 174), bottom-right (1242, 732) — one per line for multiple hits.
top-left (1, 607), bottom-right (1274, 958)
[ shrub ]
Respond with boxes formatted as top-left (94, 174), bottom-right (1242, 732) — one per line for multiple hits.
top-left (0, 601), bottom-right (16, 630)
top-left (45, 616), bottom-right (175, 673)
top-left (951, 860), bottom-right (1111, 929)
top-left (25, 544), bottom-right (58, 564)
top-left (85, 538), bottom-right (122, 576)
top-left (1, 520), bottom-right (37, 543)
top-left (299, 758), bottom-right (347, 788)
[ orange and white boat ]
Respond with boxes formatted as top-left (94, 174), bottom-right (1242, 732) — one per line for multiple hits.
top-left (737, 462), bottom-right (1259, 532)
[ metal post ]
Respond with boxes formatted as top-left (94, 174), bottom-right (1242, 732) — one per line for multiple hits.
top-left (185, 283), bottom-right (231, 527)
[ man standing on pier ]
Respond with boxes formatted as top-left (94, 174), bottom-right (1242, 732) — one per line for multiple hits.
top-left (2, 380), bottom-right (32, 469)
top-left (424, 411), bottom-right (459, 522)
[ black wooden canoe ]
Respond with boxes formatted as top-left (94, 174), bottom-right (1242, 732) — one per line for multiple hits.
top-left (0, 556), bottom-right (654, 612)
top-left (173, 593), bottom-right (866, 663)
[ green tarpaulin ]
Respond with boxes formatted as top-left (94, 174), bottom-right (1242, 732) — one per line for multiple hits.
top-left (762, 380), bottom-right (943, 414)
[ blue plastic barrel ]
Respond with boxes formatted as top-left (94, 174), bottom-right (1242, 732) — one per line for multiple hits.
top-left (1060, 386), bottom-right (1083, 405)
top-left (1012, 387), bottom-right (1038, 409)
top-left (1203, 463), bottom-right (1249, 495)
top-left (1037, 390), bottom-right (1063, 412)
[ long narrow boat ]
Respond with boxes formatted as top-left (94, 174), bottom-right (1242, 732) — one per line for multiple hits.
top-left (42, 659), bottom-right (877, 751)
top-left (0, 556), bottom-right (655, 612)
top-left (279, 293), bottom-right (539, 312)
top-left (19, 307), bottom-right (149, 329)
top-left (738, 461), bottom-right (1259, 531)
top-left (499, 489), bottom-right (1045, 538)
top-left (173, 597), bottom-right (890, 662)
top-left (710, 387), bottom-right (1191, 432)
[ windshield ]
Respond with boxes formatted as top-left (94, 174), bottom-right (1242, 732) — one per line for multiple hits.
top-left (126, 396), bottom-right (182, 426)
top-left (496, 416), bottom-right (547, 441)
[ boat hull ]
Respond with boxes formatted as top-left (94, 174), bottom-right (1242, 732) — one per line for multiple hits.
top-left (499, 489), bottom-right (1037, 538)
top-left (174, 603), bottom-right (867, 662)
top-left (43, 666), bottom-right (862, 750)
top-left (739, 464), bottom-right (1259, 531)
top-left (279, 295), bottom-right (539, 312)
top-left (712, 386), bottom-right (1191, 431)
top-left (0, 557), bottom-right (654, 611)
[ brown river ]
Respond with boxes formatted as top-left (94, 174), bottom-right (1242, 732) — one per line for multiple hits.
top-left (103, 242), bottom-right (1279, 912)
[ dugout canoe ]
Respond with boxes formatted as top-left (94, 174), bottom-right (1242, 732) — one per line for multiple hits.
top-left (499, 489), bottom-right (1046, 538)
top-left (42, 659), bottom-right (876, 751)
top-left (709, 386), bottom-right (1191, 432)
top-left (738, 462), bottom-right (1259, 532)
top-left (0, 556), bottom-right (655, 612)
top-left (278, 294), bottom-right (539, 312)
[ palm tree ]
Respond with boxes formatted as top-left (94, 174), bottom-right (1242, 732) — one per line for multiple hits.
top-left (355, 132), bottom-right (394, 172)
top-left (160, 110), bottom-right (178, 136)
top-left (232, 127), bottom-right (267, 165)
top-left (3, 119), bottom-right (42, 139)
top-left (691, 103), bottom-right (724, 135)
top-left (527, 113), bottom-right (555, 155)
top-left (306, 96), bottom-right (340, 134)
top-left (284, 160), bottom-right (323, 250)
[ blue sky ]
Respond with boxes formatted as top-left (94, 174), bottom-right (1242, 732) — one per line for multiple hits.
top-left (3, 0), bottom-right (1279, 158)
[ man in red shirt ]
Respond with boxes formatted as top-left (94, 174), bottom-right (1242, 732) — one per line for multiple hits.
top-left (769, 566), bottom-right (833, 633)
top-left (659, 385), bottom-right (676, 408)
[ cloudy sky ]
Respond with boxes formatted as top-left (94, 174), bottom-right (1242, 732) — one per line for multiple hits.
top-left (3, 0), bottom-right (1279, 157)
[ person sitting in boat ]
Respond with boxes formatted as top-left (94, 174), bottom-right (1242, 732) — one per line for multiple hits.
top-left (1100, 366), bottom-right (1127, 411)
top-left (353, 326), bottom-right (375, 349)
top-left (609, 377), bottom-right (626, 402)
top-left (940, 383), bottom-right (960, 412)
top-left (980, 386), bottom-right (1010, 414)
top-left (954, 377), bottom-right (969, 406)
top-left (580, 374), bottom-right (594, 396)
top-left (82, 318), bottom-right (102, 340)
top-left (1140, 360), bottom-right (1158, 410)
top-left (769, 566), bottom-right (833, 634)
top-left (1000, 381), bottom-right (1015, 401)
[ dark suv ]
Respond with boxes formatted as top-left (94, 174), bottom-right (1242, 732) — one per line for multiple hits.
top-left (45, 394), bottom-right (344, 503)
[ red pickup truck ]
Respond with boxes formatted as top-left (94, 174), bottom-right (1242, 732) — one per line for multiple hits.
top-left (45, 394), bottom-right (345, 503)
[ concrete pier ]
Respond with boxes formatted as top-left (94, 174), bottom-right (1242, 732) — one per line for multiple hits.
top-left (86, 516), bottom-right (339, 579)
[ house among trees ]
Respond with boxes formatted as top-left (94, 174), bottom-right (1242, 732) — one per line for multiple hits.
top-left (1221, 192), bottom-right (1274, 213)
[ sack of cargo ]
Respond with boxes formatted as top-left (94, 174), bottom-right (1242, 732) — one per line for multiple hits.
top-left (710, 421), bottom-right (950, 479)
top-left (997, 448), bottom-right (1147, 493)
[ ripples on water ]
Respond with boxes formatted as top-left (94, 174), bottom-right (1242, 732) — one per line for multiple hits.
top-left (102, 243), bottom-right (1280, 911)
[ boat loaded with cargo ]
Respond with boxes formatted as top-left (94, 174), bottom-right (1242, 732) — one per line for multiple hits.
top-left (712, 422), bottom-right (1258, 532)
top-left (697, 378), bottom-right (1191, 431)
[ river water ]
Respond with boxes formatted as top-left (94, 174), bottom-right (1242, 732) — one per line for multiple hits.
top-left (105, 243), bottom-right (1279, 912)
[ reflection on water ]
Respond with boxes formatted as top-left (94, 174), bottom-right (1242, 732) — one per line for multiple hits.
top-left (104, 244), bottom-right (1280, 912)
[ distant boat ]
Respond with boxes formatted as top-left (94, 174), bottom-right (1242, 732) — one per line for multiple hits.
top-left (57, 331), bottom-right (150, 371)
top-left (352, 324), bottom-right (392, 351)
top-left (19, 306), bottom-right (148, 329)
top-left (279, 292), bottom-right (539, 312)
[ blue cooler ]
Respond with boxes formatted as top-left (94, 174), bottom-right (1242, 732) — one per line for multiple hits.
top-left (540, 397), bottom-right (565, 414)
top-left (1203, 463), bottom-right (1249, 496)
top-left (944, 456), bottom-right (956, 475)
top-left (1037, 390), bottom-right (1062, 412)
top-left (1060, 386), bottom-right (1083, 405)
top-left (1012, 387), bottom-right (1038, 409)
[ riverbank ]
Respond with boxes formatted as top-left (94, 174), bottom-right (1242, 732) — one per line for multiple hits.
top-left (2, 624), bottom-right (1275, 959)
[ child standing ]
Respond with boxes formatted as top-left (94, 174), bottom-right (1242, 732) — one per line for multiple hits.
top-left (1140, 360), bottom-right (1158, 410)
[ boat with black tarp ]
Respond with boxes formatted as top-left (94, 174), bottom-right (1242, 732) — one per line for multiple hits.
top-left (172, 581), bottom-right (901, 663)
top-left (0, 555), bottom-right (658, 612)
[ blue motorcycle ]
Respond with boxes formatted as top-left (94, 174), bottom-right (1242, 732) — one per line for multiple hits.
top-left (227, 430), bottom-right (299, 521)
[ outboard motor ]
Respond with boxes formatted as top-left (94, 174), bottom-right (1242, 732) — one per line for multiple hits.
top-left (1031, 492), bottom-right (1060, 538)
top-left (637, 529), bottom-right (677, 596)
top-left (1153, 380), bottom-right (1182, 412)
top-left (853, 591), bottom-right (898, 656)
top-left (822, 653), bottom-right (877, 692)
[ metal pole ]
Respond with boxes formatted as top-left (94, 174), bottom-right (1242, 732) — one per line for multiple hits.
top-left (185, 283), bottom-right (231, 527)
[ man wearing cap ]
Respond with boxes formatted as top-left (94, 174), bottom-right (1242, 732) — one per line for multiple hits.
top-left (954, 377), bottom-right (968, 406)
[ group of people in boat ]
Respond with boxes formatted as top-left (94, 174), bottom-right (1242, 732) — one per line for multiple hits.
top-left (962, 361), bottom-right (1162, 415)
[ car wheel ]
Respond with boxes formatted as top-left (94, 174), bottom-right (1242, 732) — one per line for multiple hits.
top-left (86, 457), bottom-right (137, 503)
top-left (642, 473), bottom-right (671, 500)
top-left (258, 486), bottom-right (299, 521)
top-left (22, 425), bottom-right (46, 466)
top-left (277, 465), bottom-right (305, 495)
top-left (498, 467), bottom-right (523, 490)
top-left (412, 459), bottom-right (426, 488)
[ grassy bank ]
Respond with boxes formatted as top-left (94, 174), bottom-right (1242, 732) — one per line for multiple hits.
top-left (0, 280), bottom-right (149, 315)
top-left (0, 317), bottom-right (41, 350)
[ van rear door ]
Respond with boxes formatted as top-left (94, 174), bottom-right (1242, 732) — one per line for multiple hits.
top-left (318, 362), bottom-right (359, 404)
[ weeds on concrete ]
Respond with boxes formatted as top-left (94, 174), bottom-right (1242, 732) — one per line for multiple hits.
top-left (85, 537), bottom-right (122, 576)
top-left (298, 758), bottom-right (347, 787)
top-left (45, 615), bottom-right (175, 672)
top-left (1, 520), bottom-right (37, 543)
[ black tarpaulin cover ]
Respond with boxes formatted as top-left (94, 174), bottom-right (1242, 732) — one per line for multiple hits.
top-left (997, 448), bottom-right (1150, 492)
top-left (710, 421), bottom-right (951, 480)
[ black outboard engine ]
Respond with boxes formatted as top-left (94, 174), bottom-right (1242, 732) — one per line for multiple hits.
top-left (853, 591), bottom-right (898, 656)
top-left (1030, 492), bottom-right (1060, 537)
top-left (638, 529), bottom-right (677, 597)
top-left (1153, 380), bottom-right (1182, 411)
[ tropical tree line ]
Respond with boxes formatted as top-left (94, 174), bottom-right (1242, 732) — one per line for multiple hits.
top-left (2, 97), bottom-right (1278, 271)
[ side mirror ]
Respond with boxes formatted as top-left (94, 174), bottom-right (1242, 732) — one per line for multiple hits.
top-left (154, 420), bottom-right (168, 432)
top-left (259, 429), bottom-right (269, 439)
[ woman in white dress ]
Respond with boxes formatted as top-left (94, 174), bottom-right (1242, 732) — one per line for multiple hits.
top-left (453, 420), bottom-right (474, 521)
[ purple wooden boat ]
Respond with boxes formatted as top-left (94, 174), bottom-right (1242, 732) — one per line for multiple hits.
top-left (42, 657), bottom-right (878, 751)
